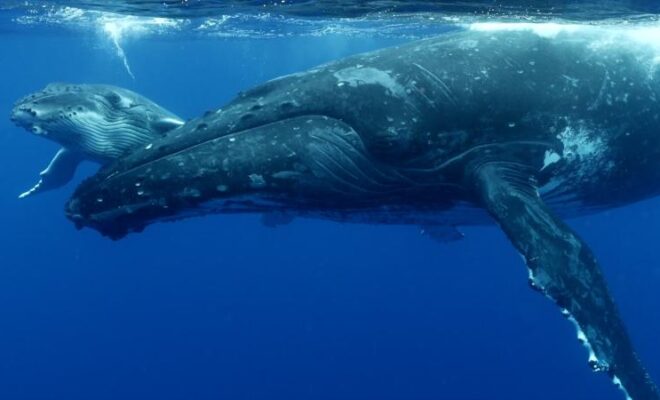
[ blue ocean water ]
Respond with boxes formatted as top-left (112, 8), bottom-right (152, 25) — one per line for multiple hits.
top-left (1, 4), bottom-right (659, 400)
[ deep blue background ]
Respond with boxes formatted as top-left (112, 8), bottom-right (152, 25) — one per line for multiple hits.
top-left (0, 28), bottom-right (659, 400)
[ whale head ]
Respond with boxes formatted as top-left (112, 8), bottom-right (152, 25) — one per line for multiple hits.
top-left (11, 83), bottom-right (184, 161)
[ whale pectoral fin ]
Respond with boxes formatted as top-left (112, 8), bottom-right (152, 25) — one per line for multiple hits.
top-left (472, 162), bottom-right (659, 400)
top-left (19, 148), bottom-right (83, 199)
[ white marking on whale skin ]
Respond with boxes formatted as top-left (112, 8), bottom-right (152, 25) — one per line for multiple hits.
top-left (457, 39), bottom-right (478, 50)
top-left (538, 123), bottom-right (614, 215)
top-left (562, 75), bottom-right (579, 88)
top-left (265, 70), bottom-right (308, 84)
top-left (333, 67), bottom-right (406, 98)
top-left (539, 177), bottom-right (564, 195)
top-left (588, 71), bottom-right (611, 111)
top-left (564, 310), bottom-right (612, 373)
top-left (249, 173), bottom-right (266, 188)
top-left (412, 62), bottom-right (457, 106)
top-left (541, 150), bottom-right (561, 171)
top-left (528, 266), bottom-right (612, 380)
top-left (612, 375), bottom-right (634, 400)
top-left (557, 124), bottom-right (606, 162)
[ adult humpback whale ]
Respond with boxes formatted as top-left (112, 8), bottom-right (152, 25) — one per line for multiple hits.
top-left (67, 26), bottom-right (660, 399)
top-left (11, 83), bottom-right (184, 198)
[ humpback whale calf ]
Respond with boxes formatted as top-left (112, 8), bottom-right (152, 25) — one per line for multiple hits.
top-left (67, 26), bottom-right (660, 399)
top-left (10, 83), bottom-right (184, 198)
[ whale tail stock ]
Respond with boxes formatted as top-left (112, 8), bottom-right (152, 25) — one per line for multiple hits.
top-left (470, 161), bottom-right (659, 400)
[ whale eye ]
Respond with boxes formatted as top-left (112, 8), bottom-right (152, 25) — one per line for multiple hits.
top-left (106, 93), bottom-right (122, 106)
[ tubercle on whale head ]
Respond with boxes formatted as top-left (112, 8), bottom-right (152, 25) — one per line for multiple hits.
top-left (9, 106), bottom-right (44, 135)
top-left (10, 86), bottom-right (101, 145)
top-left (10, 89), bottom-right (55, 134)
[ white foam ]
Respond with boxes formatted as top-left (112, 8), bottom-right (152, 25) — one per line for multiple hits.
top-left (468, 22), bottom-right (660, 60)
top-left (103, 21), bottom-right (135, 79)
top-left (15, 7), bottom-right (188, 78)
top-left (469, 22), bottom-right (583, 38)
top-left (98, 15), bottom-right (182, 79)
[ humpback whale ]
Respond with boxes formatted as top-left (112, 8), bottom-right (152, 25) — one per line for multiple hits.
top-left (66, 26), bottom-right (660, 399)
top-left (10, 83), bottom-right (184, 198)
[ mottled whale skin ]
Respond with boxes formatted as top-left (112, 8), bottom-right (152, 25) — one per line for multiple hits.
top-left (11, 83), bottom-right (183, 198)
top-left (67, 27), bottom-right (660, 399)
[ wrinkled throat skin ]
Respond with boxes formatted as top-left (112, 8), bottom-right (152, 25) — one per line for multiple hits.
top-left (67, 28), bottom-right (660, 400)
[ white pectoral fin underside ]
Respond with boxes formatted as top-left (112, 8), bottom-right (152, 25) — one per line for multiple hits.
top-left (19, 148), bottom-right (83, 199)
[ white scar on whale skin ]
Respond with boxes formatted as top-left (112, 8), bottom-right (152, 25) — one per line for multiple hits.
top-left (558, 125), bottom-right (605, 160)
top-left (557, 123), bottom-right (614, 184)
top-left (334, 67), bottom-right (406, 98)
